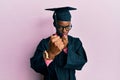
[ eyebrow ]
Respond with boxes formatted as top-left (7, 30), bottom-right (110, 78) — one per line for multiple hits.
top-left (58, 24), bottom-right (71, 27)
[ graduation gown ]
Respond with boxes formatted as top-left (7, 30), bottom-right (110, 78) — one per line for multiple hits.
top-left (30, 35), bottom-right (87, 80)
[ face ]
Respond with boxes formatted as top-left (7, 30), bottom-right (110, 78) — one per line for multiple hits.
top-left (56, 21), bottom-right (71, 36)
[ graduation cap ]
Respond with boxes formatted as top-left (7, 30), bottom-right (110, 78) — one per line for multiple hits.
top-left (45, 6), bottom-right (77, 21)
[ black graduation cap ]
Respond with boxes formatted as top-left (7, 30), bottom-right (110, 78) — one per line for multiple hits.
top-left (45, 6), bottom-right (77, 21)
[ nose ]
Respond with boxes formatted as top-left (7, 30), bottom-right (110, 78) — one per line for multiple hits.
top-left (62, 28), bottom-right (67, 33)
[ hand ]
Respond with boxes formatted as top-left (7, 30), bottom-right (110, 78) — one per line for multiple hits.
top-left (47, 34), bottom-right (64, 59)
top-left (62, 35), bottom-right (68, 48)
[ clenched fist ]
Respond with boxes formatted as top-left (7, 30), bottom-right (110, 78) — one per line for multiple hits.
top-left (47, 34), bottom-right (68, 59)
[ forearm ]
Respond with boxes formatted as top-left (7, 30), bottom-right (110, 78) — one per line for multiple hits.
top-left (30, 53), bottom-right (48, 74)
top-left (64, 44), bottom-right (87, 70)
top-left (44, 49), bottom-right (68, 66)
top-left (43, 50), bottom-right (54, 66)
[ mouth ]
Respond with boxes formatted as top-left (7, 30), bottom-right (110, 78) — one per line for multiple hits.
top-left (56, 30), bottom-right (68, 36)
top-left (62, 33), bottom-right (68, 36)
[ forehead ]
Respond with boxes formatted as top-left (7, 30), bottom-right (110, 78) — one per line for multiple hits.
top-left (57, 21), bottom-right (71, 26)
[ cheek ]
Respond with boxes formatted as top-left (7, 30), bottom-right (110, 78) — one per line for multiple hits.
top-left (56, 28), bottom-right (70, 34)
top-left (61, 30), bottom-right (69, 34)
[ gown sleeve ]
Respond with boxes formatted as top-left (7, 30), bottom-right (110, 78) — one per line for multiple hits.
top-left (64, 38), bottom-right (87, 70)
top-left (30, 39), bottom-right (48, 75)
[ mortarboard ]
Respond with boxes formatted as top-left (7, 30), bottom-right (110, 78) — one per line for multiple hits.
top-left (45, 6), bottom-right (77, 21)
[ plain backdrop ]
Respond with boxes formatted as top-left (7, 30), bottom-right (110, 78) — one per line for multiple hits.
top-left (0, 0), bottom-right (120, 80)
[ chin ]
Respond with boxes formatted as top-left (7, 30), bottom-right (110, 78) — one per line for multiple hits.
top-left (63, 34), bottom-right (68, 36)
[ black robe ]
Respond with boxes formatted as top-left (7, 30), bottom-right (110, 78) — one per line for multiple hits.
top-left (30, 35), bottom-right (87, 80)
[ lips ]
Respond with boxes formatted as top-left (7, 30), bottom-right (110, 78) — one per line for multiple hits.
top-left (62, 33), bottom-right (68, 36)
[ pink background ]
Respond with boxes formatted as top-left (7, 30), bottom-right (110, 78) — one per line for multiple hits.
top-left (0, 0), bottom-right (120, 80)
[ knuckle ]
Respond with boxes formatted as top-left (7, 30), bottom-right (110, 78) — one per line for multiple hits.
top-left (51, 39), bottom-right (54, 41)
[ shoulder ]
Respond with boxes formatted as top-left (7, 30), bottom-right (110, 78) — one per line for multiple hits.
top-left (37, 36), bottom-right (50, 48)
top-left (68, 35), bottom-right (82, 44)
top-left (68, 35), bottom-right (80, 40)
top-left (39, 36), bottom-right (50, 43)
top-left (68, 35), bottom-right (84, 51)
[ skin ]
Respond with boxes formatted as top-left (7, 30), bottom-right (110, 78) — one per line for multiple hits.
top-left (56, 21), bottom-right (71, 35)
top-left (47, 21), bottom-right (71, 59)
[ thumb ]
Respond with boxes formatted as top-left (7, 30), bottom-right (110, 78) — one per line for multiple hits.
top-left (62, 35), bottom-right (67, 40)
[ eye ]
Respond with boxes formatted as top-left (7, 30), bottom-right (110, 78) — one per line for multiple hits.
top-left (57, 25), bottom-right (72, 31)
